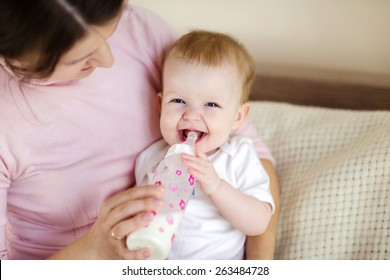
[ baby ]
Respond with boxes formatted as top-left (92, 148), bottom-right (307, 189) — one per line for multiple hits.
top-left (135, 30), bottom-right (274, 259)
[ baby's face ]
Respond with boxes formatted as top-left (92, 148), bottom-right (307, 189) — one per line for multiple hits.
top-left (159, 56), bottom-right (248, 154)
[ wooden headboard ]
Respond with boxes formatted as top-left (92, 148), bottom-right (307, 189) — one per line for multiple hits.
top-left (250, 75), bottom-right (390, 111)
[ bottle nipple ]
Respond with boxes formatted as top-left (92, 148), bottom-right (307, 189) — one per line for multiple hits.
top-left (165, 131), bottom-right (198, 158)
top-left (185, 131), bottom-right (198, 145)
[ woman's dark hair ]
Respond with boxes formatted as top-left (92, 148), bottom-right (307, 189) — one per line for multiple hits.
top-left (0, 0), bottom-right (124, 79)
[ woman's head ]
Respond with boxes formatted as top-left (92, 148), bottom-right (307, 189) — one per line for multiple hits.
top-left (0, 0), bottom-right (124, 81)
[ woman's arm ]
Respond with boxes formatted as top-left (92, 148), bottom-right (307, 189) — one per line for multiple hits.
top-left (48, 185), bottom-right (165, 260)
top-left (245, 159), bottom-right (280, 259)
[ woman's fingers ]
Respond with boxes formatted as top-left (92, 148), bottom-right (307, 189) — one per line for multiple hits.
top-left (110, 196), bottom-right (163, 223)
top-left (103, 184), bottom-right (164, 213)
top-left (108, 227), bottom-right (152, 259)
top-left (99, 185), bottom-right (164, 239)
top-left (122, 247), bottom-right (152, 260)
top-left (110, 200), bottom-right (162, 239)
top-left (88, 185), bottom-right (166, 260)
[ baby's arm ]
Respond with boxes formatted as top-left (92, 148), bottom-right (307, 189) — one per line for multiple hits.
top-left (182, 146), bottom-right (272, 236)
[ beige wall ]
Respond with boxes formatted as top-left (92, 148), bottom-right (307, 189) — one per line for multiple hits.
top-left (131, 0), bottom-right (390, 87)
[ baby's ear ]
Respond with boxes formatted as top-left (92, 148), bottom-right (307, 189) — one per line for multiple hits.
top-left (156, 92), bottom-right (163, 113)
top-left (232, 103), bottom-right (250, 130)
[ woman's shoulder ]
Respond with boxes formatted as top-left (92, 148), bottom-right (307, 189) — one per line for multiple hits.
top-left (112, 4), bottom-right (176, 66)
top-left (125, 4), bottom-right (163, 23)
top-left (120, 4), bottom-right (176, 40)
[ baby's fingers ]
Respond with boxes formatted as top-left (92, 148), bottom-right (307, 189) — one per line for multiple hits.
top-left (194, 144), bottom-right (208, 160)
top-left (182, 154), bottom-right (209, 172)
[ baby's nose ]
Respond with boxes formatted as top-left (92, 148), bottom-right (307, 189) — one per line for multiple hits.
top-left (183, 108), bottom-right (201, 121)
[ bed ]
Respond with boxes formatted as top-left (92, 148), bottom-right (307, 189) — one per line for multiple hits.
top-left (248, 75), bottom-right (390, 259)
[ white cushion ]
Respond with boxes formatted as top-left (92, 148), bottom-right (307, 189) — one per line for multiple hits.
top-left (249, 101), bottom-right (390, 259)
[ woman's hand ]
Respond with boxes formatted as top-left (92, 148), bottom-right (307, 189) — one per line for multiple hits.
top-left (90, 184), bottom-right (165, 259)
top-left (49, 184), bottom-right (164, 260)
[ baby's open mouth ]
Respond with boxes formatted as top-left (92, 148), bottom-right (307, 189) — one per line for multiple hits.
top-left (180, 129), bottom-right (205, 143)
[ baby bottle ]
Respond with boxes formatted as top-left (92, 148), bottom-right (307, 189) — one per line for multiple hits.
top-left (126, 131), bottom-right (198, 259)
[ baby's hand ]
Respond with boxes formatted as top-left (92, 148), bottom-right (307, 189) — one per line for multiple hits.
top-left (181, 145), bottom-right (221, 195)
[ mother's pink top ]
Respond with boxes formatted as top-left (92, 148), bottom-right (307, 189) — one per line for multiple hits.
top-left (0, 5), bottom-right (274, 259)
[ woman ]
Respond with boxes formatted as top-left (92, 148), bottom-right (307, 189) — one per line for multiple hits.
top-left (0, 0), bottom-right (279, 260)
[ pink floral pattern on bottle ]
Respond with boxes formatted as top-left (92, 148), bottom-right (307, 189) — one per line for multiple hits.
top-left (188, 175), bottom-right (195, 186)
top-left (169, 184), bottom-right (178, 192)
top-left (166, 215), bottom-right (174, 225)
top-left (179, 199), bottom-right (186, 210)
top-left (176, 169), bottom-right (182, 176)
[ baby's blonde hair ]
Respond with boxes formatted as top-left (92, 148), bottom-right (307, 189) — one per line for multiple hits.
top-left (165, 30), bottom-right (256, 103)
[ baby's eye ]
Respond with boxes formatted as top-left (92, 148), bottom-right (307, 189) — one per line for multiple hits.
top-left (171, 98), bottom-right (186, 104)
top-left (206, 102), bottom-right (220, 108)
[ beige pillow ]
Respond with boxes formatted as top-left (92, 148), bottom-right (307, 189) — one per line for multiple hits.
top-left (249, 101), bottom-right (390, 260)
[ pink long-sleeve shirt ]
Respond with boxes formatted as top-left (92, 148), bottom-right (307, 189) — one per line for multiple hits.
top-left (0, 5), bottom-right (274, 259)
